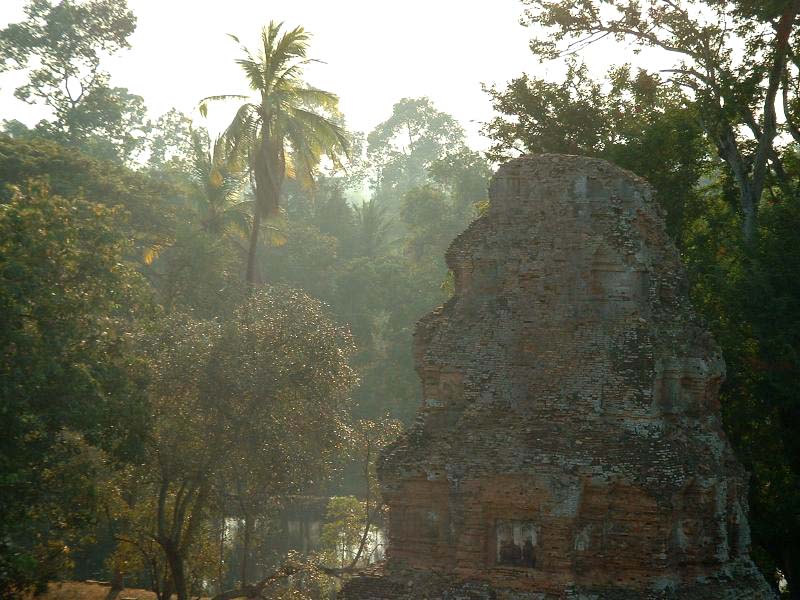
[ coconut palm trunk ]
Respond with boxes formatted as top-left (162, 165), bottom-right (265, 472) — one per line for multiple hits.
top-left (245, 205), bottom-right (262, 284)
top-left (245, 138), bottom-right (285, 284)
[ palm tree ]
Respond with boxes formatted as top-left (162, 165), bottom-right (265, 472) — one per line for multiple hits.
top-left (354, 198), bottom-right (392, 259)
top-left (188, 129), bottom-right (249, 238)
top-left (200, 22), bottom-right (349, 284)
top-left (142, 131), bottom-right (249, 269)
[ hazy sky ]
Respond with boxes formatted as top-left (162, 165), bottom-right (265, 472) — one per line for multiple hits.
top-left (1, 0), bottom-right (550, 148)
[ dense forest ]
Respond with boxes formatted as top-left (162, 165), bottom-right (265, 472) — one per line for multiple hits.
top-left (0, 0), bottom-right (798, 598)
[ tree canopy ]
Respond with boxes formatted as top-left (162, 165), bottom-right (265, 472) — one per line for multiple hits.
top-left (1, 1), bottom-right (799, 597)
top-left (0, 183), bottom-right (151, 595)
top-left (519, 0), bottom-right (800, 243)
top-left (0, 0), bottom-right (147, 163)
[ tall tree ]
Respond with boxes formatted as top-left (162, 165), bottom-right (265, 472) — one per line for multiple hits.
top-left (200, 22), bottom-right (349, 285)
top-left (353, 198), bottom-right (392, 260)
top-left (0, 184), bottom-right (151, 596)
top-left (137, 287), bottom-right (357, 600)
top-left (366, 97), bottom-right (467, 206)
top-left (146, 109), bottom-right (197, 173)
top-left (0, 0), bottom-right (146, 163)
top-left (519, 0), bottom-right (800, 243)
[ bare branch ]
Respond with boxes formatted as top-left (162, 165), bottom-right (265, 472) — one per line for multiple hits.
top-left (782, 72), bottom-right (800, 144)
top-left (750, 0), bottom-right (800, 206)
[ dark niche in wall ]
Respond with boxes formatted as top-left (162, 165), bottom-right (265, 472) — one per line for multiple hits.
top-left (495, 520), bottom-right (537, 568)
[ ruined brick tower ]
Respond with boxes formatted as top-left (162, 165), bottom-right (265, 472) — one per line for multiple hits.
top-left (341, 155), bottom-right (772, 599)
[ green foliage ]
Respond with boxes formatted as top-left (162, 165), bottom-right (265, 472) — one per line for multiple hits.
top-left (518, 0), bottom-right (800, 243)
top-left (309, 180), bottom-right (357, 244)
top-left (140, 130), bottom-right (251, 318)
top-left (146, 109), bottom-right (198, 173)
top-left (0, 0), bottom-right (136, 83)
top-left (0, 0), bottom-right (146, 163)
top-left (263, 220), bottom-right (341, 302)
top-left (130, 286), bottom-right (358, 600)
top-left (320, 496), bottom-right (365, 568)
top-left (401, 185), bottom-right (460, 262)
top-left (264, 103), bottom-right (489, 422)
top-left (188, 130), bottom-right (249, 237)
top-left (352, 198), bottom-right (392, 259)
top-left (0, 135), bottom-right (180, 259)
top-left (149, 224), bottom-right (246, 318)
top-left (41, 84), bottom-right (149, 163)
top-left (318, 420), bottom-right (401, 590)
top-left (211, 288), bottom-right (358, 493)
top-left (685, 184), bottom-right (800, 591)
top-left (0, 183), bottom-right (151, 595)
top-left (484, 60), bottom-right (706, 244)
top-left (367, 97), bottom-right (467, 206)
top-left (201, 22), bottom-right (349, 283)
top-left (428, 148), bottom-right (492, 219)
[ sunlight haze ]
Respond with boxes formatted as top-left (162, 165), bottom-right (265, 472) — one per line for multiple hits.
top-left (1, 1), bottom-right (798, 596)
top-left (1, 0), bottom-right (550, 148)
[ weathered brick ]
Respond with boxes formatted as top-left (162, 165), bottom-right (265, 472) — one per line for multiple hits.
top-left (340, 155), bottom-right (772, 599)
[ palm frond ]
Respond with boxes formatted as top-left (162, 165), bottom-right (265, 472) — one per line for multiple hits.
top-left (223, 103), bottom-right (260, 161)
top-left (198, 94), bottom-right (251, 117)
top-left (284, 105), bottom-right (350, 156)
top-left (274, 59), bottom-right (321, 88)
top-left (262, 21), bottom-right (285, 59)
top-left (236, 58), bottom-right (265, 91)
top-left (263, 25), bottom-right (310, 90)
top-left (200, 94), bottom-right (251, 103)
top-left (219, 202), bottom-right (252, 240)
top-left (286, 86), bottom-right (341, 112)
top-left (207, 22), bottom-right (351, 222)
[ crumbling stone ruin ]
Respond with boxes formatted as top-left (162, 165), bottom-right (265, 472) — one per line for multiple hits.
top-left (340, 155), bottom-right (773, 599)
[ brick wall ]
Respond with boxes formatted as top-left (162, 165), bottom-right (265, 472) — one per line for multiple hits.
top-left (341, 155), bottom-right (772, 599)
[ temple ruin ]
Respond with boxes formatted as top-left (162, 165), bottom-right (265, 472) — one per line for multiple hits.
top-left (340, 155), bottom-right (772, 599)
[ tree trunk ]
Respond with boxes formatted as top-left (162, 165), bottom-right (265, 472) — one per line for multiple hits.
top-left (157, 577), bottom-right (172, 600)
top-left (155, 557), bottom-right (172, 600)
top-left (104, 568), bottom-right (124, 600)
top-left (164, 543), bottom-right (188, 600)
top-left (740, 185), bottom-right (758, 246)
top-left (245, 207), bottom-right (261, 285)
top-left (248, 137), bottom-right (285, 288)
top-left (785, 542), bottom-right (800, 600)
top-left (218, 515), bottom-right (226, 595)
top-left (715, 124), bottom-right (760, 246)
top-left (240, 513), bottom-right (253, 587)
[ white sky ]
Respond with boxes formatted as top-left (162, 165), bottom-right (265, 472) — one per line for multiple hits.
top-left (0, 0), bottom-right (631, 150)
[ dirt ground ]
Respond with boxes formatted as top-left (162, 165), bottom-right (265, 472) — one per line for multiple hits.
top-left (34, 581), bottom-right (158, 600)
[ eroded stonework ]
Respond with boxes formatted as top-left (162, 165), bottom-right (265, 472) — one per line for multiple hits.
top-left (340, 155), bottom-right (772, 599)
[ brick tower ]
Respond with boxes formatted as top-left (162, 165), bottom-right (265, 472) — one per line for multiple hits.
top-left (341, 155), bottom-right (772, 599)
